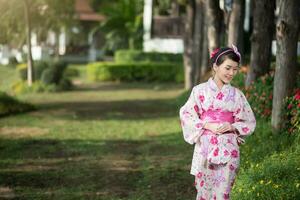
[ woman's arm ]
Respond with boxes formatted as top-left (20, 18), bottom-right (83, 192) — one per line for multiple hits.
top-left (179, 87), bottom-right (207, 145)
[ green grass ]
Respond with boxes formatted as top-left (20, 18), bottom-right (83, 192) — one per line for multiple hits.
top-left (1, 81), bottom-right (196, 199)
top-left (0, 66), bottom-right (299, 199)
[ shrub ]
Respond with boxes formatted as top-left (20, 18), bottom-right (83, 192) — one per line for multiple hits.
top-left (0, 91), bottom-right (34, 117)
top-left (282, 88), bottom-right (300, 134)
top-left (12, 81), bottom-right (56, 94)
top-left (242, 71), bottom-right (274, 119)
top-left (87, 62), bottom-right (183, 83)
top-left (16, 60), bottom-right (71, 92)
top-left (115, 50), bottom-right (183, 63)
top-left (17, 61), bottom-right (49, 81)
top-left (64, 67), bottom-right (80, 78)
top-left (16, 63), bottom-right (27, 81)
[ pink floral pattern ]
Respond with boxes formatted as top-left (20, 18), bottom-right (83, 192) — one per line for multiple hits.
top-left (199, 95), bottom-right (205, 103)
top-left (210, 136), bottom-right (218, 145)
top-left (216, 92), bottom-right (224, 100)
top-left (179, 77), bottom-right (256, 199)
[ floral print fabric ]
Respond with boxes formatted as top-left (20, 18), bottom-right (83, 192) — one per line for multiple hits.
top-left (179, 77), bottom-right (256, 199)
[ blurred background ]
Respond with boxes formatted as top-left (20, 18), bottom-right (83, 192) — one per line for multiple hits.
top-left (0, 0), bottom-right (299, 199)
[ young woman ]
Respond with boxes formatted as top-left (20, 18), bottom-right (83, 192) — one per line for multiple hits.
top-left (179, 45), bottom-right (256, 200)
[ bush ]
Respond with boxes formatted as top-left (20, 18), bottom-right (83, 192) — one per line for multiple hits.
top-left (17, 61), bottom-right (49, 81)
top-left (87, 62), bottom-right (183, 83)
top-left (0, 91), bottom-right (34, 117)
top-left (16, 60), bottom-right (72, 92)
top-left (282, 88), bottom-right (300, 134)
top-left (64, 67), bottom-right (80, 78)
top-left (12, 81), bottom-right (56, 94)
top-left (115, 50), bottom-right (183, 63)
top-left (242, 71), bottom-right (274, 119)
top-left (16, 63), bottom-right (27, 80)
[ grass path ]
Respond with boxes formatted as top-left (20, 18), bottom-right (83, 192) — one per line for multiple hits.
top-left (0, 82), bottom-right (199, 200)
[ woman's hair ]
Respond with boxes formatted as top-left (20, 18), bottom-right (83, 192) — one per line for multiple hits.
top-left (210, 45), bottom-right (241, 67)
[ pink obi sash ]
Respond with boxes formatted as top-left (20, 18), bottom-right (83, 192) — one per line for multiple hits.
top-left (200, 109), bottom-right (234, 123)
top-left (199, 109), bottom-right (239, 165)
top-left (200, 110), bottom-right (234, 136)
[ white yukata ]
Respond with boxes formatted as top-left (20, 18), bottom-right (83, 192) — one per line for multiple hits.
top-left (179, 77), bottom-right (256, 200)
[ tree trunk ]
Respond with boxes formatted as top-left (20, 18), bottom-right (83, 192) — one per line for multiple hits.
top-left (183, 0), bottom-right (196, 90)
top-left (245, 0), bottom-right (275, 87)
top-left (23, 0), bottom-right (34, 86)
top-left (205, 0), bottom-right (223, 54)
top-left (271, 0), bottom-right (300, 131)
top-left (200, 0), bottom-right (209, 81)
top-left (193, 0), bottom-right (205, 84)
top-left (227, 0), bottom-right (245, 50)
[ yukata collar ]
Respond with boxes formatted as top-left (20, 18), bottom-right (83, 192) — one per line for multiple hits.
top-left (208, 77), bottom-right (231, 92)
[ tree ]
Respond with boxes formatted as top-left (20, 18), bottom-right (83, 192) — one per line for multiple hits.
top-left (0, 0), bottom-right (75, 86)
top-left (271, 0), bottom-right (300, 131)
top-left (23, 0), bottom-right (34, 86)
top-left (183, 0), bottom-right (196, 90)
top-left (99, 0), bottom-right (144, 52)
top-left (227, 0), bottom-right (245, 50)
top-left (245, 0), bottom-right (275, 87)
top-left (193, 0), bottom-right (206, 84)
top-left (205, 0), bottom-right (223, 54)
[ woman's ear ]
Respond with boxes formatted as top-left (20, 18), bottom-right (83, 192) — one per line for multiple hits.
top-left (212, 63), bottom-right (218, 72)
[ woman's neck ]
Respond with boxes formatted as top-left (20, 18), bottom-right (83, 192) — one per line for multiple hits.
top-left (213, 76), bottom-right (225, 90)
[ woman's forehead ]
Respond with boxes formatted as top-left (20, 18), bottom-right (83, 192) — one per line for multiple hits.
top-left (222, 59), bottom-right (239, 67)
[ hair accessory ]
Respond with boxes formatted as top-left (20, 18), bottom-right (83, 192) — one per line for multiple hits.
top-left (231, 44), bottom-right (241, 60)
top-left (213, 44), bottom-right (241, 64)
top-left (210, 48), bottom-right (220, 59)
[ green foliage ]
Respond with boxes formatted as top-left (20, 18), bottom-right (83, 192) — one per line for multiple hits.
top-left (0, 91), bottom-right (34, 116)
top-left (16, 60), bottom-right (72, 92)
top-left (243, 72), bottom-right (274, 119)
top-left (230, 71), bottom-right (246, 89)
top-left (40, 61), bottom-right (68, 85)
top-left (99, 0), bottom-right (144, 52)
top-left (282, 88), bottom-right (300, 134)
top-left (115, 50), bottom-right (183, 63)
top-left (87, 62), bottom-right (183, 82)
top-left (232, 149), bottom-right (300, 199)
top-left (231, 124), bottom-right (300, 200)
top-left (12, 81), bottom-right (56, 94)
top-left (0, 0), bottom-right (75, 46)
top-left (64, 67), bottom-right (80, 78)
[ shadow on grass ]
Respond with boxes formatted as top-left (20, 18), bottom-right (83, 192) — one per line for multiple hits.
top-left (73, 82), bottom-right (183, 92)
top-left (0, 132), bottom-right (196, 200)
top-left (37, 98), bottom-right (179, 121)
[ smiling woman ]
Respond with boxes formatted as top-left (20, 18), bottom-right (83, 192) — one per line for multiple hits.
top-left (179, 45), bottom-right (256, 200)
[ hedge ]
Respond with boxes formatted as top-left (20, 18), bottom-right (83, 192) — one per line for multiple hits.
top-left (115, 50), bottom-right (183, 63)
top-left (87, 62), bottom-right (183, 82)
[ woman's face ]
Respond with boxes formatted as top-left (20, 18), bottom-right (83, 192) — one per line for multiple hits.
top-left (213, 58), bottom-right (239, 84)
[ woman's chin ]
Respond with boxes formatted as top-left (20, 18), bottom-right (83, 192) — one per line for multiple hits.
top-left (222, 79), bottom-right (232, 84)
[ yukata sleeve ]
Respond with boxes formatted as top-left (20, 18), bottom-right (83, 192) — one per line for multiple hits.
top-left (232, 89), bottom-right (256, 139)
top-left (179, 87), bottom-right (206, 145)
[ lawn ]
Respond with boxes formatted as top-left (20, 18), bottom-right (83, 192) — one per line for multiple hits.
top-left (0, 65), bottom-right (299, 199)
top-left (0, 79), bottom-right (199, 199)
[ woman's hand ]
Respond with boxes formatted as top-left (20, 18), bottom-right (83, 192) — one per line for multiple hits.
top-left (216, 122), bottom-right (235, 134)
top-left (204, 122), bottom-right (235, 134)
top-left (204, 122), bottom-right (221, 133)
